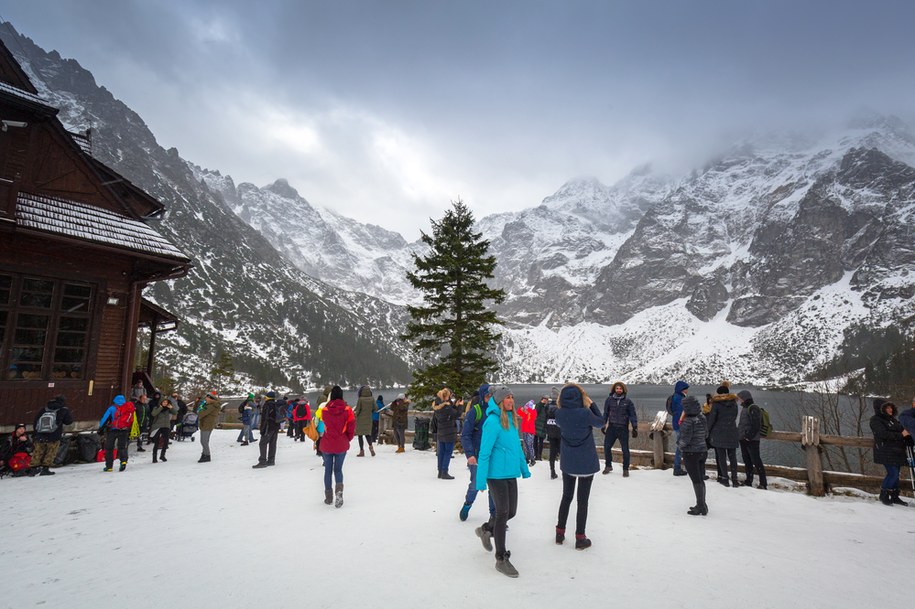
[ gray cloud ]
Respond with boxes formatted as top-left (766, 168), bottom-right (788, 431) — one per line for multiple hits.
top-left (4, 0), bottom-right (915, 238)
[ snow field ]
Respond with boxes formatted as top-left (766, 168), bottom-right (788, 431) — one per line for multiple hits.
top-left (3, 429), bottom-right (908, 609)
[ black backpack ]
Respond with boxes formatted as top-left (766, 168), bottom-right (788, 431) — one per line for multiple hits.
top-left (665, 394), bottom-right (674, 415)
top-left (274, 400), bottom-right (288, 424)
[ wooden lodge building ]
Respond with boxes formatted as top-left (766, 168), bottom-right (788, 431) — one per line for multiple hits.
top-left (0, 40), bottom-right (191, 429)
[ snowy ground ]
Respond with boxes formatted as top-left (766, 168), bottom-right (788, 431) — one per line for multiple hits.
top-left (4, 430), bottom-right (909, 609)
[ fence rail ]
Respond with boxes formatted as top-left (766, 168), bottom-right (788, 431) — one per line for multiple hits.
top-left (381, 411), bottom-right (891, 497)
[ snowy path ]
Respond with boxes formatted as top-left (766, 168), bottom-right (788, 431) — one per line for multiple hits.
top-left (3, 430), bottom-right (906, 609)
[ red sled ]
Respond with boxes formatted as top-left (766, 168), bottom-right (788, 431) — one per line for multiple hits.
top-left (95, 448), bottom-right (117, 462)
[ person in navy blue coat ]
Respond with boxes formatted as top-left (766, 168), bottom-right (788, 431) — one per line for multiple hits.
top-left (670, 380), bottom-right (689, 476)
top-left (554, 383), bottom-right (605, 550)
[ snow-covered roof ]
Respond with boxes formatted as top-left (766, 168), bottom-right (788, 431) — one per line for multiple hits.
top-left (16, 191), bottom-right (189, 261)
top-left (0, 80), bottom-right (56, 113)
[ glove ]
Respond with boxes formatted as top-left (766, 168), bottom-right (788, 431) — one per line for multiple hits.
top-left (631, 429), bottom-right (638, 439)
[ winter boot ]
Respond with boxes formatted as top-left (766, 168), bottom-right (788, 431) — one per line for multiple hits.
top-left (160, 449), bottom-right (167, 462)
top-left (119, 461), bottom-right (127, 472)
top-left (602, 465), bottom-right (612, 475)
top-left (495, 551), bottom-right (519, 578)
top-left (891, 488), bottom-right (908, 506)
top-left (198, 453), bottom-right (206, 463)
top-left (39, 466), bottom-right (55, 476)
top-left (357, 450), bottom-right (365, 457)
top-left (152, 452), bottom-right (158, 463)
top-left (441, 470), bottom-right (455, 480)
top-left (240, 441), bottom-right (249, 446)
top-left (459, 503), bottom-right (471, 521)
top-left (437, 470), bottom-right (443, 479)
top-left (555, 527), bottom-right (565, 545)
top-left (475, 524), bottom-right (493, 552)
top-left (731, 476), bottom-right (740, 487)
top-left (717, 477), bottom-right (730, 487)
top-left (575, 534), bottom-right (592, 550)
top-left (369, 445), bottom-right (375, 457)
top-left (334, 484), bottom-right (344, 508)
top-left (252, 461), bottom-right (269, 469)
top-left (673, 468), bottom-right (687, 476)
top-left (623, 468), bottom-right (630, 477)
top-left (688, 483), bottom-right (708, 515)
top-left (324, 489), bottom-right (333, 505)
top-left (880, 489), bottom-right (894, 506)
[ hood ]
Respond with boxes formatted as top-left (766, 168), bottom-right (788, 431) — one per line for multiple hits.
top-left (486, 397), bottom-right (500, 417)
top-left (46, 396), bottom-right (65, 411)
top-left (478, 383), bottom-right (491, 401)
top-left (674, 380), bottom-right (689, 395)
top-left (610, 381), bottom-right (628, 396)
top-left (874, 398), bottom-right (897, 417)
top-left (436, 388), bottom-right (452, 403)
top-left (558, 383), bottom-right (591, 409)
top-left (712, 393), bottom-right (738, 403)
top-left (682, 396), bottom-right (702, 417)
top-left (358, 385), bottom-right (372, 398)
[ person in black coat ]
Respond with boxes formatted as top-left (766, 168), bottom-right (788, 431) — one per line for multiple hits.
top-left (677, 396), bottom-right (709, 516)
top-left (707, 383), bottom-right (740, 487)
top-left (545, 388), bottom-right (561, 480)
top-left (870, 398), bottom-right (910, 506)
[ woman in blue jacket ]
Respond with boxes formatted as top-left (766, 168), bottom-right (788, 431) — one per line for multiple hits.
top-left (554, 383), bottom-right (605, 550)
top-left (474, 386), bottom-right (530, 578)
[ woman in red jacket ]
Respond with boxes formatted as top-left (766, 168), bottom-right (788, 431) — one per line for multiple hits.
top-left (321, 386), bottom-right (356, 508)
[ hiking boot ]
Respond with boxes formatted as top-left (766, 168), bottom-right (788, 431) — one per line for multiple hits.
top-left (555, 527), bottom-right (565, 545)
top-left (731, 477), bottom-right (740, 487)
top-left (623, 468), bottom-right (630, 477)
top-left (240, 441), bottom-right (249, 446)
top-left (266, 461), bottom-right (275, 466)
top-left (475, 525), bottom-right (493, 552)
top-left (879, 490), bottom-right (893, 506)
top-left (119, 462), bottom-right (127, 472)
top-left (324, 489), bottom-right (333, 505)
top-left (891, 489), bottom-right (908, 506)
top-left (357, 450), bottom-right (365, 457)
top-left (717, 477), bottom-right (730, 487)
top-left (437, 470), bottom-right (442, 479)
top-left (39, 467), bottom-right (55, 476)
top-left (369, 445), bottom-right (375, 457)
top-left (160, 454), bottom-right (167, 462)
top-left (575, 535), bottom-right (592, 550)
top-left (136, 446), bottom-right (146, 452)
top-left (673, 469), bottom-right (687, 477)
top-left (459, 503), bottom-right (471, 521)
top-left (602, 465), bottom-right (612, 475)
top-left (252, 462), bottom-right (269, 469)
top-left (152, 454), bottom-right (158, 463)
top-left (334, 484), bottom-right (344, 508)
top-left (103, 467), bottom-right (113, 472)
top-left (495, 551), bottom-right (518, 578)
top-left (198, 453), bottom-right (206, 463)
top-left (441, 471), bottom-right (455, 480)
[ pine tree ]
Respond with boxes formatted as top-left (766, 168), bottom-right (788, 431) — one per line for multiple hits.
top-left (403, 199), bottom-right (506, 404)
top-left (209, 351), bottom-right (235, 393)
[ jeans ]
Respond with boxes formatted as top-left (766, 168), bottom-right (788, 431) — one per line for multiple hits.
top-left (200, 430), bottom-right (212, 456)
top-left (674, 431), bottom-right (682, 471)
top-left (465, 463), bottom-right (496, 515)
top-left (882, 464), bottom-right (901, 490)
top-left (533, 435), bottom-right (545, 460)
top-left (323, 452), bottom-right (346, 490)
top-left (237, 425), bottom-right (254, 442)
top-left (437, 441), bottom-right (454, 472)
top-left (739, 439), bottom-right (768, 487)
top-left (486, 478), bottom-right (518, 559)
top-left (604, 426), bottom-right (630, 469)
top-left (557, 474), bottom-right (594, 535)
top-left (393, 425), bottom-right (406, 448)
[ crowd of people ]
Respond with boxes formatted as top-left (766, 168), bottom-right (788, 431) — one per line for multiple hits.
top-left (3, 377), bottom-right (914, 579)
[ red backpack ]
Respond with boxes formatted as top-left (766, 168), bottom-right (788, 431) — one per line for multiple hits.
top-left (8, 452), bottom-right (31, 472)
top-left (111, 402), bottom-right (136, 429)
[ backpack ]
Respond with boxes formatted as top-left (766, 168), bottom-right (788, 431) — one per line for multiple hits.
top-left (237, 401), bottom-right (246, 416)
top-left (665, 395), bottom-right (674, 415)
top-left (274, 400), bottom-right (288, 425)
top-left (36, 408), bottom-right (58, 434)
top-left (759, 406), bottom-right (772, 437)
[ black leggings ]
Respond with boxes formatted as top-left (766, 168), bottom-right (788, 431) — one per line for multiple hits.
top-left (151, 428), bottom-right (170, 452)
top-left (357, 435), bottom-right (373, 450)
top-left (548, 437), bottom-right (560, 469)
top-left (684, 452), bottom-right (705, 484)
top-left (486, 478), bottom-right (518, 559)
top-left (557, 474), bottom-right (594, 535)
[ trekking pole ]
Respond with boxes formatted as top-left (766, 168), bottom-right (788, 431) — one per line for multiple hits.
top-left (908, 444), bottom-right (915, 492)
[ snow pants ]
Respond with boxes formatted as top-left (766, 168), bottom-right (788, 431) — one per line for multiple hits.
top-left (105, 429), bottom-right (129, 468)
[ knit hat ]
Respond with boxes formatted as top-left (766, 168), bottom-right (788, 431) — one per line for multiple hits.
top-left (247, 392), bottom-right (254, 400)
top-left (206, 391), bottom-right (218, 400)
top-left (492, 386), bottom-right (513, 405)
top-left (395, 392), bottom-right (406, 401)
top-left (266, 391), bottom-right (276, 399)
top-left (737, 390), bottom-right (753, 402)
top-left (113, 395), bottom-right (126, 405)
top-left (330, 385), bottom-right (344, 401)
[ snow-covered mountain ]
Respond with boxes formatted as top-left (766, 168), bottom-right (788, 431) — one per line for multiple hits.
top-left (6, 21), bottom-right (913, 388)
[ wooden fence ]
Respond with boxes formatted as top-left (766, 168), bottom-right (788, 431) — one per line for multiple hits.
top-left (380, 411), bottom-right (891, 497)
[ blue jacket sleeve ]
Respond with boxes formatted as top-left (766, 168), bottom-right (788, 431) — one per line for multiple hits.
top-left (899, 409), bottom-right (915, 436)
top-left (671, 394), bottom-right (684, 431)
top-left (588, 404), bottom-right (605, 428)
top-left (99, 406), bottom-right (114, 428)
top-left (476, 417), bottom-right (498, 491)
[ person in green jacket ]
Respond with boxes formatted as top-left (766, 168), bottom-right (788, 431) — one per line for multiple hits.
top-left (474, 386), bottom-right (530, 578)
top-left (197, 391), bottom-right (221, 463)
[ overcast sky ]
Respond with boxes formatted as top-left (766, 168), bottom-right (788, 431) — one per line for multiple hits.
top-left (3, 1), bottom-right (915, 239)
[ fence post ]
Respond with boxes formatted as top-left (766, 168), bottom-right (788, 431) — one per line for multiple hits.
top-left (649, 411), bottom-right (669, 469)
top-left (802, 416), bottom-right (825, 496)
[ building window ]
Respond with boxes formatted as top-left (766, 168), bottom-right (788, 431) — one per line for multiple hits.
top-left (0, 273), bottom-right (94, 380)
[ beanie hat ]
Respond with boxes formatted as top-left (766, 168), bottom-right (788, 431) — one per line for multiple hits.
top-left (113, 395), bottom-right (126, 406)
top-left (266, 391), bottom-right (276, 399)
top-left (492, 386), bottom-right (513, 405)
top-left (737, 390), bottom-right (753, 402)
top-left (395, 392), bottom-right (406, 401)
top-left (247, 392), bottom-right (254, 400)
top-left (330, 386), bottom-right (344, 401)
